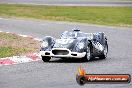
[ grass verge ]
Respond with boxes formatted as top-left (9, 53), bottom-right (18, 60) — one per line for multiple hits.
top-left (0, 32), bottom-right (40, 58)
top-left (0, 4), bottom-right (132, 27)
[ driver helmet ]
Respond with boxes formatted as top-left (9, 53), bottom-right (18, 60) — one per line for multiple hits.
top-left (72, 28), bottom-right (80, 32)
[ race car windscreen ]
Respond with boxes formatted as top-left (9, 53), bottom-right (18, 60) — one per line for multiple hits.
top-left (61, 31), bottom-right (84, 39)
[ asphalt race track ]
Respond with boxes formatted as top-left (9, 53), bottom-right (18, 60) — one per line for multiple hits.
top-left (0, 18), bottom-right (132, 88)
top-left (0, 0), bottom-right (132, 6)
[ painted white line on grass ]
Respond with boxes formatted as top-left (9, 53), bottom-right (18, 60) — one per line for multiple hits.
top-left (18, 34), bottom-right (29, 37)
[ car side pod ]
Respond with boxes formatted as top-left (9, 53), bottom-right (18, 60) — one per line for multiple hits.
top-left (76, 66), bottom-right (131, 85)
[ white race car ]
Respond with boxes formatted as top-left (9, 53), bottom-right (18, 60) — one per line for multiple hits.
top-left (40, 29), bottom-right (108, 62)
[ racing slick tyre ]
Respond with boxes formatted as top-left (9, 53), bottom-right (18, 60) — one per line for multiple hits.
top-left (83, 45), bottom-right (93, 61)
top-left (42, 56), bottom-right (51, 62)
top-left (99, 41), bottom-right (108, 59)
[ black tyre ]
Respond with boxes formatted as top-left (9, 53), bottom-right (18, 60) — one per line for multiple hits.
top-left (42, 56), bottom-right (51, 62)
top-left (99, 42), bottom-right (108, 59)
top-left (83, 45), bottom-right (93, 61)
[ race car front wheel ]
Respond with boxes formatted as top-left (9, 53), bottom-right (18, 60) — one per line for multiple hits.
top-left (42, 56), bottom-right (51, 62)
top-left (84, 45), bottom-right (92, 61)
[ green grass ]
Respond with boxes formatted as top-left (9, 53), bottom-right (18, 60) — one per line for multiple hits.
top-left (0, 32), bottom-right (40, 58)
top-left (0, 4), bottom-right (132, 27)
top-left (0, 46), bottom-right (15, 57)
top-left (0, 46), bottom-right (28, 58)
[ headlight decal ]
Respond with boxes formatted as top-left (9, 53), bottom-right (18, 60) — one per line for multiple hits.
top-left (78, 42), bottom-right (85, 49)
top-left (41, 41), bottom-right (48, 48)
top-left (75, 40), bottom-right (86, 52)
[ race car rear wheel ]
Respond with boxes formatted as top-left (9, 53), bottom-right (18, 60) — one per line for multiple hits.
top-left (42, 56), bottom-right (51, 62)
top-left (99, 42), bottom-right (108, 59)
